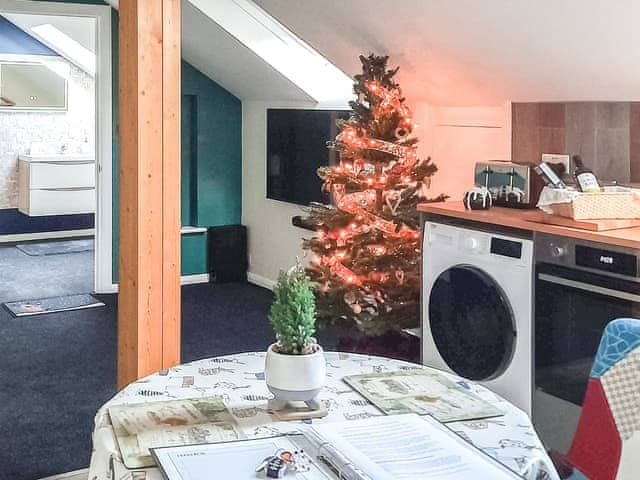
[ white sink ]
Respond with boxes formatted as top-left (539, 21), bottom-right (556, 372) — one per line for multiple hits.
top-left (19, 153), bottom-right (95, 163)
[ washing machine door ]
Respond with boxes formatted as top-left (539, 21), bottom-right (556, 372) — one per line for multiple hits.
top-left (428, 265), bottom-right (516, 381)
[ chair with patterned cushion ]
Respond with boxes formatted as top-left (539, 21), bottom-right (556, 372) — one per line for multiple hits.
top-left (553, 318), bottom-right (640, 480)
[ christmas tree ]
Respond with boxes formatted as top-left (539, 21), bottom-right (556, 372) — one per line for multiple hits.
top-left (303, 54), bottom-right (447, 335)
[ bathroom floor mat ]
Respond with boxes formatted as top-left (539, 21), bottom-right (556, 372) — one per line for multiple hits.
top-left (3, 293), bottom-right (104, 317)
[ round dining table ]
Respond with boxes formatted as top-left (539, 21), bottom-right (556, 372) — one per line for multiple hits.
top-left (88, 351), bottom-right (559, 480)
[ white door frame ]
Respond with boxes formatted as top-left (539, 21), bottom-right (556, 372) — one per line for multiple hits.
top-left (1, 0), bottom-right (113, 293)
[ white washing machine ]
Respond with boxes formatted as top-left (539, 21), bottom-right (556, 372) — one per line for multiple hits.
top-left (422, 221), bottom-right (533, 415)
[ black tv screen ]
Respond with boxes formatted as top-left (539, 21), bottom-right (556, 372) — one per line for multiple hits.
top-left (267, 108), bottom-right (350, 206)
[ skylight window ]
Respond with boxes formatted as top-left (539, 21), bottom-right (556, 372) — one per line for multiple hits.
top-left (189, 0), bottom-right (353, 105)
top-left (31, 23), bottom-right (95, 76)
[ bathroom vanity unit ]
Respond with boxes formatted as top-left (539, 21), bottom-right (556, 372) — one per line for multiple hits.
top-left (18, 153), bottom-right (96, 216)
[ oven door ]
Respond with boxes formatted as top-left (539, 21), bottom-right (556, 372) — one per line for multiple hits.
top-left (535, 263), bottom-right (640, 451)
top-left (536, 263), bottom-right (640, 404)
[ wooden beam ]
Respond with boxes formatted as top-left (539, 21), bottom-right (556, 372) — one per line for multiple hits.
top-left (118, 0), bottom-right (181, 389)
top-left (161, 0), bottom-right (182, 369)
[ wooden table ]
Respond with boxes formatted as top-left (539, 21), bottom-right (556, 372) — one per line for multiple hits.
top-left (88, 352), bottom-right (559, 480)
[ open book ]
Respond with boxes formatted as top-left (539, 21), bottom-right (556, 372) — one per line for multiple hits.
top-left (152, 414), bottom-right (522, 480)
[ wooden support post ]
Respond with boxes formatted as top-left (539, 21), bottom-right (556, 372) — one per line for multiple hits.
top-left (118, 0), bottom-right (181, 389)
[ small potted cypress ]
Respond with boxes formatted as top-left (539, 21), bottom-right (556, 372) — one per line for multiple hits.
top-left (264, 262), bottom-right (326, 410)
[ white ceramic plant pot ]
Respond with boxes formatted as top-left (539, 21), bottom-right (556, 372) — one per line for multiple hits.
top-left (264, 343), bottom-right (326, 410)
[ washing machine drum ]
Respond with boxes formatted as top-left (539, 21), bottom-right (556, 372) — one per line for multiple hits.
top-left (428, 265), bottom-right (516, 381)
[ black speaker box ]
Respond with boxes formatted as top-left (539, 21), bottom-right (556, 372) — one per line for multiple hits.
top-left (207, 225), bottom-right (248, 282)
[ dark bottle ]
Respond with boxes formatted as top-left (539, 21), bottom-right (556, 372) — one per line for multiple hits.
top-left (573, 155), bottom-right (600, 193)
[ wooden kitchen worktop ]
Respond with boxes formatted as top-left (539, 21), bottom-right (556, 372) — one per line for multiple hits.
top-left (417, 201), bottom-right (640, 249)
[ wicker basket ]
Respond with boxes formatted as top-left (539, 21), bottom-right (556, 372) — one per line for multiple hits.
top-left (549, 191), bottom-right (640, 220)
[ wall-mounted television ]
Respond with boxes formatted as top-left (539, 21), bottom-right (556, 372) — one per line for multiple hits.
top-left (267, 108), bottom-right (350, 206)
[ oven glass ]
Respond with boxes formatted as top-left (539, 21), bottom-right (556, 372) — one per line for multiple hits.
top-left (428, 265), bottom-right (516, 381)
top-left (535, 264), bottom-right (640, 404)
top-left (535, 263), bottom-right (640, 450)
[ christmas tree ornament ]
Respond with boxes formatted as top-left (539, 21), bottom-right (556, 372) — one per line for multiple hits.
top-left (368, 271), bottom-right (390, 283)
top-left (366, 244), bottom-right (387, 256)
top-left (302, 54), bottom-right (447, 335)
top-left (383, 190), bottom-right (402, 216)
top-left (344, 291), bottom-right (357, 305)
top-left (394, 127), bottom-right (410, 140)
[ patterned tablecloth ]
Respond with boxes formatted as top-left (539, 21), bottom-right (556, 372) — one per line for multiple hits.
top-left (88, 352), bottom-right (559, 480)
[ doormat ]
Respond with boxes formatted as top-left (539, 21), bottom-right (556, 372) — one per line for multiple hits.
top-left (3, 294), bottom-right (105, 317)
top-left (15, 239), bottom-right (94, 256)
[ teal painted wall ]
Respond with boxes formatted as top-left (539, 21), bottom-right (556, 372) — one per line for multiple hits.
top-left (178, 63), bottom-right (241, 275)
top-left (181, 232), bottom-right (208, 275)
top-left (182, 62), bottom-right (242, 228)
top-left (50, 1), bottom-right (241, 280)
top-left (181, 95), bottom-right (198, 226)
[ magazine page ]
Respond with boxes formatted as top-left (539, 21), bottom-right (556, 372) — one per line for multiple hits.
top-left (108, 396), bottom-right (243, 468)
top-left (343, 369), bottom-right (503, 422)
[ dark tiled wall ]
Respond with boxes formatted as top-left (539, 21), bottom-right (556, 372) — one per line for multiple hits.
top-left (512, 102), bottom-right (640, 183)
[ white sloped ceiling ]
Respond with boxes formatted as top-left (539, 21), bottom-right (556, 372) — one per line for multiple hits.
top-left (254, 0), bottom-right (640, 106)
top-left (181, 0), bottom-right (314, 102)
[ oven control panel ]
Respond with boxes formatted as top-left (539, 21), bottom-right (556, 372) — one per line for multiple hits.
top-left (535, 233), bottom-right (640, 279)
top-left (536, 235), bottom-right (571, 265)
top-left (575, 245), bottom-right (637, 277)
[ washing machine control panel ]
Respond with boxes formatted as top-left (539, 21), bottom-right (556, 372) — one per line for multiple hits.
top-left (425, 222), bottom-right (533, 267)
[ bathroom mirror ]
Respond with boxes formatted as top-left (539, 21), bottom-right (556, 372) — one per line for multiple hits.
top-left (0, 61), bottom-right (67, 110)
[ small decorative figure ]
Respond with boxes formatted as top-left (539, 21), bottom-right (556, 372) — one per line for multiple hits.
top-left (463, 186), bottom-right (492, 210)
top-left (255, 449), bottom-right (312, 478)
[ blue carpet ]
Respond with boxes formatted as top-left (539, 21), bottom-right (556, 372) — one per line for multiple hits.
top-left (0, 282), bottom-right (418, 479)
top-left (0, 283), bottom-right (274, 480)
top-left (0, 245), bottom-right (94, 304)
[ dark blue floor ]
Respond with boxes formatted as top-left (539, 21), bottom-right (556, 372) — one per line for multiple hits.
top-left (0, 244), bottom-right (94, 303)
top-left (0, 282), bottom-right (418, 480)
top-left (0, 283), bottom-right (274, 480)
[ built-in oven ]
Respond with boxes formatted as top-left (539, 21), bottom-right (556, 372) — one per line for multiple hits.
top-left (533, 233), bottom-right (640, 452)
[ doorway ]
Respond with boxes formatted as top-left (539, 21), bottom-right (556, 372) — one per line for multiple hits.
top-left (0, 0), bottom-right (112, 306)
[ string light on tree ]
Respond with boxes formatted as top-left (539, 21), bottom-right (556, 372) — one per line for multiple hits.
top-left (303, 54), bottom-right (447, 334)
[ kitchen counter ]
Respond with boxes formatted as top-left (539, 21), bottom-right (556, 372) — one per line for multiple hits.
top-left (418, 201), bottom-right (640, 249)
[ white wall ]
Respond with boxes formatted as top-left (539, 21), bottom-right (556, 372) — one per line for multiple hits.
top-left (242, 100), bottom-right (316, 288)
top-left (414, 103), bottom-right (512, 202)
top-left (0, 57), bottom-right (94, 209)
